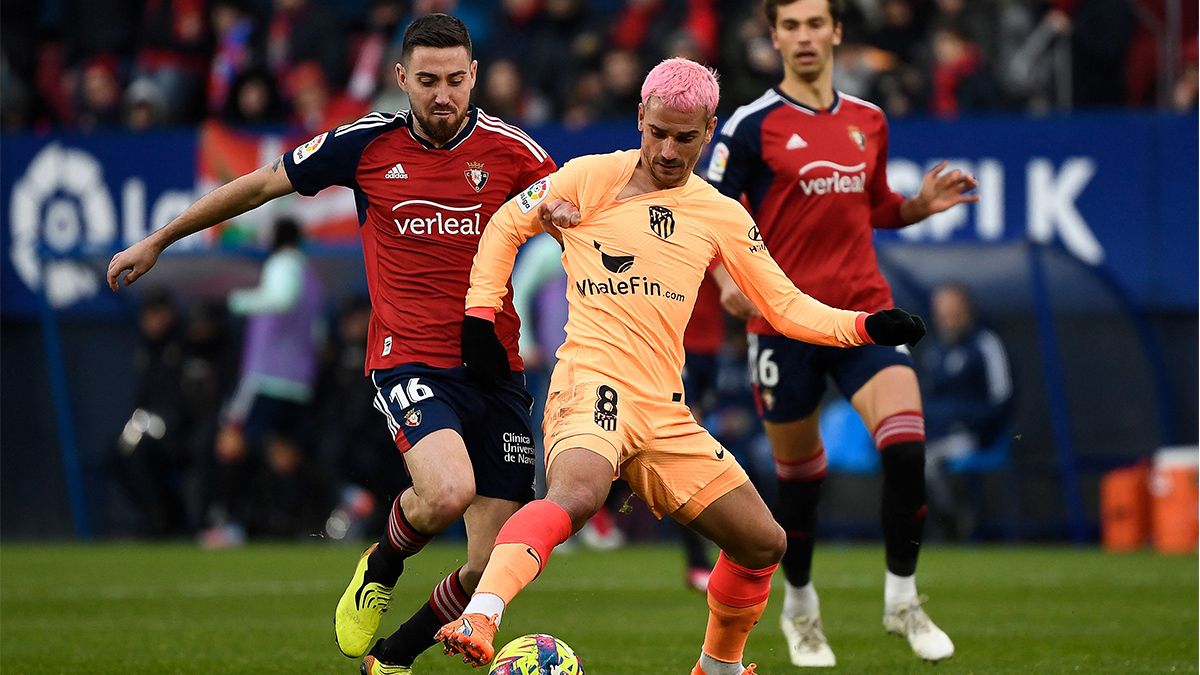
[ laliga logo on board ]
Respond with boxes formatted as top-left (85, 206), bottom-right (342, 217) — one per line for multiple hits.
top-left (8, 143), bottom-right (195, 308)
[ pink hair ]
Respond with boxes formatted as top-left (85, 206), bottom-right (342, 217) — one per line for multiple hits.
top-left (640, 58), bottom-right (719, 116)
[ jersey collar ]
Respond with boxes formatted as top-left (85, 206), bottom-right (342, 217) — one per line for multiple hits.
top-left (406, 106), bottom-right (478, 150)
top-left (772, 86), bottom-right (841, 115)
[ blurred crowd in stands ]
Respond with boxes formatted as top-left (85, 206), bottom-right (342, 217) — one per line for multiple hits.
top-left (111, 271), bottom-right (409, 543)
top-left (2, 0), bottom-right (1196, 134)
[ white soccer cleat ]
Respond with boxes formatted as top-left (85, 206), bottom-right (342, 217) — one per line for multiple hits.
top-left (781, 613), bottom-right (837, 667)
top-left (883, 596), bottom-right (955, 662)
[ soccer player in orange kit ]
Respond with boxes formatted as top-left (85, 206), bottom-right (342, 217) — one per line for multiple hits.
top-left (432, 58), bottom-right (926, 674)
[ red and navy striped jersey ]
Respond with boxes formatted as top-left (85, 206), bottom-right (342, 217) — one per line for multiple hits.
top-left (284, 107), bottom-right (556, 373)
top-left (706, 88), bottom-right (905, 335)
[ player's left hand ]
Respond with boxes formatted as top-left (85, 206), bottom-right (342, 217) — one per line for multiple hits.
top-left (864, 308), bottom-right (926, 346)
top-left (915, 161), bottom-right (979, 216)
top-left (462, 315), bottom-right (512, 389)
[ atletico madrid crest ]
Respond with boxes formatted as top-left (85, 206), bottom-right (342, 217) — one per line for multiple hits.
top-left (464, 161), bottom-right (489, 192)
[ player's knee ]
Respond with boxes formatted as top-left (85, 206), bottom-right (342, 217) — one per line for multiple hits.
top-left (422, 480), bottom-right (475, 523)
top-left (761, 522), bottom-right (788, 565)
top-left (545, 485), bottom-right (606, 532)
top-left (771, 424), bottom-right (824, 462)
top-left (731, 521), bottom-right (786, 569)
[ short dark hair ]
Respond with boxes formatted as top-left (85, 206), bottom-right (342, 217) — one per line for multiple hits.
top-left (401, 13), bottom-right (472, 62)
top-left (271, 217), bottom-right (303, 251)
top-left (763, 0), bottom-right (844, 27)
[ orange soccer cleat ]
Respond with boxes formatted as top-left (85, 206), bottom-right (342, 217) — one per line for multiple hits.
top-left (434, 613), bottom-right (499, 667)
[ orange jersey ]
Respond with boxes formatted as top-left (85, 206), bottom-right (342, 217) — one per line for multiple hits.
top-left (467, 149), bottom-right (870, 400)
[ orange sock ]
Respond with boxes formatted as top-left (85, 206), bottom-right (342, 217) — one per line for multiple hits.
top-left (702, 552), bottom-right (777, 662)
top-left (475, 500), bottom-right (573, 604)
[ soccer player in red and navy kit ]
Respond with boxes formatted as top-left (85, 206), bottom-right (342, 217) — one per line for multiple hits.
top-left (108, 15), bottom-right (556, 674)
top-left (707, 0), bottom-right (978, 665)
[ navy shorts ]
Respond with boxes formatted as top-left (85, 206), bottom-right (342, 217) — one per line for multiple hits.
top-left (370, 364), bottom-right (536, 503)
top-left (683, 352), bottom-right (719, 412)
top-left (747, 333), bottom-right (914, 423)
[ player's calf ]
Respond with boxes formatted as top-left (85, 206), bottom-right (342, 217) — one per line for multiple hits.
top-left (336, 497), bottom-right (434, 658)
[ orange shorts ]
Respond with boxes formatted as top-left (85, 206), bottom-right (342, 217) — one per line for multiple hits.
top-left (543, 382), bottom-right (748, 524)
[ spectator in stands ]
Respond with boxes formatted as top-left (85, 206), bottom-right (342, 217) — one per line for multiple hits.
top-left (476, 58), bottom-right (550, 126)
top-left (1122, 0), bottom-right (1199, 107)
top-left (345, 0), bottom-right (405, 102)
top-left (124, 77), bottom-right (168, 131)
top-left (490, 0), bottom-right (601, 118)
top-left (610, 0), bottom-right (718, 66)
top-left (208, 0), bottom-right (262, 115)
top-left (1047, 0), bottom-right (1133, 107)
top-left (173, 299), bottom-right (237, 530)
top-left (1174, 36), bottom-right (1199, 111)
top-left (134, 0), bottom-right (211, 124)
top-left (865, 0), bottom-right (932, 116)
top-left (222, 68), bottom-right (287, 126)
top-left (918, 282), bottom-right (1013, 538)
top-left (267, 0), bottom-right (346, 91)
top-left (201, 217), bottom-right (326, 546)
top-left (284, 60), bottom-right (369, 133)
top-left (315, 296), bottom-right (407, 541)
top-left (717, 4), bottom-right (782, 115)
top-left (76, 54), bottom-right (124, 131)
top-left (110, 288), bottom-right (190, 537)
top-left (929, 25), bottom-right (997, 117)
top-left (590, 49), bottom-right (643, 119)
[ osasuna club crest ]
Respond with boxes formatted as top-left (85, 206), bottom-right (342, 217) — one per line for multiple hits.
top-left (464, 161), bottom-right (489, 192)
top-left (847, 125), bottom-right (866, 151)
top-left (648, 205), bottom-right (675, 239)
top-left (403, 408), bottom-right (422, 427)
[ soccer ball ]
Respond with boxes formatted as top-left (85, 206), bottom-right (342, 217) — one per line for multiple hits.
top-left (488, 633), bottom-right (585, 675)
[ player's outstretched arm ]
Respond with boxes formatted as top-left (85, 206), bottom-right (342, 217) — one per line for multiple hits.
top-left (107, 157), bottom-right (296, 290)
top-left (714, 212), bottom-right (925, 347)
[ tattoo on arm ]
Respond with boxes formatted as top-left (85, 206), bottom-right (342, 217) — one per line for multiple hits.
top-left (271, 155), bottom-right (283, 172)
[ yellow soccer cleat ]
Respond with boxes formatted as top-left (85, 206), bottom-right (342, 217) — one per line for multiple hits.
top-left (360, 654), bottom-right (413, 675)
top-left (335, 544), bottom-right (394, 658)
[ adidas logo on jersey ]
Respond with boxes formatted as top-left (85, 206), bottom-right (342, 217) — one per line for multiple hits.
top-left (786, 133), bottom-right (808, 150)
top-left (385, 163), bottom-right (408, 179)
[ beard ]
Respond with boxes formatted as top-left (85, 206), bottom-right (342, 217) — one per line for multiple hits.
top-left (412, 106), bottom-right (466, 145)
top-left (650, 158), bottom-right (687, 187)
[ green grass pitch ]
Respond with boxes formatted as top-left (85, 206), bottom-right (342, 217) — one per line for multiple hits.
top-left (1, 543), bottom-right (1195, 674)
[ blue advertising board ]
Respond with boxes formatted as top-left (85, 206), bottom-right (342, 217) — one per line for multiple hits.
top-left (1, 112), bottom-right (1195, 317)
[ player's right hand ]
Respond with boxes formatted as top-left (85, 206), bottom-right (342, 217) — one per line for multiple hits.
top-left (107, 239), bottom-right (163, 291)
top-left (538, 199), bottom-right (580, 247)
top-left (718, 283), bottom-right (760, 320)
top-left (864, 308), bottom-right (926, 346)
top-left (462, 315), bottom-right (512, 389)
top-left (538, 199), bottom-right (581, 229)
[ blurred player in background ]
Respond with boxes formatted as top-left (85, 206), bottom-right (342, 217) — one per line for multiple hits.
top-left (107, 14), bottom-right (557, 675)
top-left (434, 57), bottom-right (927, 675)
top-left (920, 282), bottom-right (1014, 538)
top-left (707, 0), bottom-right (978, 665)
top-left (205, 216), bottom-right (325, 545)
